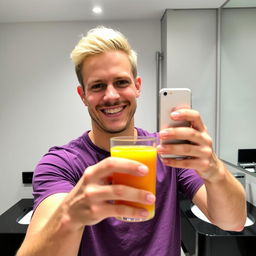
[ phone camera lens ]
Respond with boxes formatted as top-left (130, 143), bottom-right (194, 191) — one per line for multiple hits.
top-left (163, 91), bottom-right (167, 96)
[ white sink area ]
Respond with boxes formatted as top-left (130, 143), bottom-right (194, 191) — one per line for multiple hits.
top-left (17, 210), bottom-right (33, 225)
top-left (191, 205), bottom-right (254, 227)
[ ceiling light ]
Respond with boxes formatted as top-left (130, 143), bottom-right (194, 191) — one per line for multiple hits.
top-left (92, 6), bottom-right (102, 14)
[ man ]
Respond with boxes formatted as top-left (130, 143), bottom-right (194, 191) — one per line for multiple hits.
top-left (17, 26), bottom-right (246, 256)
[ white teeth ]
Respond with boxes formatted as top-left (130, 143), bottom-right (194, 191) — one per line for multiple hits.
top-left (104, 107), bottom-right (123, 114)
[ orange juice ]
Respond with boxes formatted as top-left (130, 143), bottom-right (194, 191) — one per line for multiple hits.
top-left (111, 145), bottom-right (157, 221)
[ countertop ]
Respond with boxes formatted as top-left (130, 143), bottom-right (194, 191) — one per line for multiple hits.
top-left (180, 198), bottom-right (256, 256)
top-left (0, 198), bottom-right (33, 255)
top-left (180, 199), bottom-right (256, 237)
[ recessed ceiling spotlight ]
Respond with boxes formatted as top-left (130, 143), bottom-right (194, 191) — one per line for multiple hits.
top-left (92, 6), bottom-right (103, 14)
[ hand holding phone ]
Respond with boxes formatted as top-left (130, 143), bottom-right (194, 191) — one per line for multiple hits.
top-left (159, 88), bottom-right (192, 159)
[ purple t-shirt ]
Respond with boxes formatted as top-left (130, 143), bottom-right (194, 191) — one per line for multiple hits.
top-left (33, 128), bottom-right (203, 256)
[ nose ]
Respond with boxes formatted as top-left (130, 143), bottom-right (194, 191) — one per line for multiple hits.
top-left (103, 84), bottom-right (120, 102)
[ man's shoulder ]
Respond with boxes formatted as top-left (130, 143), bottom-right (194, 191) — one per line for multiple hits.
top-left (48, 131), bottom-right (89, 154)
top-left (36, 131), bottom-right (92, 168)
top-left (43, 130), bottom-right (108, 167)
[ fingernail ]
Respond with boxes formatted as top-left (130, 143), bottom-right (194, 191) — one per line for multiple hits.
top-left (140, 209), bottom-right (149, 217)
top-left (137, 165), bottom-right (148, 175)
top-left (171, 111), bottom-right (180, 120)
top-left (160, 130), bottom-right (168, 137)
top-left (157, 145), bottom-right (164, 152)
top-left (146, 194), bottom-right (156, 203)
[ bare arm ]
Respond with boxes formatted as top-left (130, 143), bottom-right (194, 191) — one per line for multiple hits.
top-left (157, 109), bottom-right (246, 231)
top-left (16, 193), bottom-right (83, 256)
top-left (17, 157), bottom-right (155, 256)
top-left (192, 156), bottom-right (246, 231)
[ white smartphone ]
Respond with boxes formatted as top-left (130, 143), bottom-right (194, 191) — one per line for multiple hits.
top-left (159, 88), bottom-right (192, 159)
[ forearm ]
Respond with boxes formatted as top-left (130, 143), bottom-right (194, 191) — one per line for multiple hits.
top-left (16, 207), bottom-right (84, 256)
top-left (204, 157), bottom-right (246, 231)
top-left (17, 230), bottom-right (83, 256)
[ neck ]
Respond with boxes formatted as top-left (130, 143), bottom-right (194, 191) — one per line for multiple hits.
top-left (88, 124), bottom-right (137, 152)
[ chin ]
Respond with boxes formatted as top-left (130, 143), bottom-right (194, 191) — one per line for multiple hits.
top-left (105, 127), bottom-right (128, 134)
top-left (102, 123), bottom-right (131, 134)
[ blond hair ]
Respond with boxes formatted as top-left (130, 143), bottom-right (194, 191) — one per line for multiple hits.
top-left (70, 26), bottom-right (137, 87)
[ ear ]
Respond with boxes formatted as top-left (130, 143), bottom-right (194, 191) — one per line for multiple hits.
top-left (77, 86), bottom-right (88, 106)
top-left (135, 77), bottom-right (142, 98)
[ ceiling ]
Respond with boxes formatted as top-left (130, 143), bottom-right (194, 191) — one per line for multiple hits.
top-left (0, 0), bottom-right (229, 24)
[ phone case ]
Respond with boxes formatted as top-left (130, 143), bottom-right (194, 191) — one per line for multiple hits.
top-left (159, 88), bottom-right (191, 159)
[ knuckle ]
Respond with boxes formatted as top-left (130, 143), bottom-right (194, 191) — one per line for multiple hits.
top-left (113, 185), bottom-right (125, 197)
top-left (194, 110), bottom-right (200, 117)
top-left (105, 157), bottom-right (116, 169)
top-left (189, 129), bottom-right (197, 138)
top-left (83, 186), bottom-right (96, 203)
top-left (208, 137), bottom-right (213, 148)
top-left (83, 166), bottom-right (93, 182)
top-left (89, 205), bottom-right (100, 218)
top-left (82, 204), bottom-right (100, 222)
top-left (203, 132), bottom-right (213, 147)
top-left (205, 147), bottom-right (212, 158)
top-left (201, 159), bottom-right (210, 170)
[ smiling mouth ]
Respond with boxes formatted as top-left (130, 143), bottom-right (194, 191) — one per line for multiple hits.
top-left (100, 105), bottom-right (126, 115)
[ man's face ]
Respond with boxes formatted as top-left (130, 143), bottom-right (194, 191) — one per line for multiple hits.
top-left (79, 50), bottom-right (141, 134)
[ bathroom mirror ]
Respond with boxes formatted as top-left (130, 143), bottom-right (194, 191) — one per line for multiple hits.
top-left (219, 0), bottom-right (256, 167)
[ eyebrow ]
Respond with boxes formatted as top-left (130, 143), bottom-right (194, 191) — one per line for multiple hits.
top-left (86, 79), bottom-right (105, 87)
top-left (88, 74), bottom-right (131, 84)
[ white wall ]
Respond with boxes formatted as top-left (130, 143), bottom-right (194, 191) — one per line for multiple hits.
top-left (0, 20), bottom-right (160, 214)
top-left (161, 9), bottom-right (217, 145)
top-left (220, 9), bottom-right (256, 164)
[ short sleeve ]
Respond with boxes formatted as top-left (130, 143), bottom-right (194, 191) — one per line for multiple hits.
top-left (32, 148), bottom-right (81, 211)
top-left (177, 168), bottom-right (204, 200)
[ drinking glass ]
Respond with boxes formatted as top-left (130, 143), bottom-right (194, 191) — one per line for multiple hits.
top-left (110, 136), bottom-right (157, 222)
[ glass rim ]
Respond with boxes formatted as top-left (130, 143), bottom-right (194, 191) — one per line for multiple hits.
top-left (110, 136), bottom-right (156, 142)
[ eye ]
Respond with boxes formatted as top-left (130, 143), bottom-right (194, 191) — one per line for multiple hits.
top-left (90, 83), bottom-right (106, 91)
top-left (114, 79), bottom-right (130, 87)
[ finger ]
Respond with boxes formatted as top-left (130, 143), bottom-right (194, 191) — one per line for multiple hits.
top-left (157, 143), bottom-right (212, 159)
top-left (162, 157), bottom-right (211, 172)
top-left (170, 109), bottom-right (206, 132)
top-left (90, 202), bottom-right (151, 220)
top-left (85, 157), bottom-right (149, 183)
top-left (160, 127), bottom-right (210, 146)
top-left (82, 184), bottom-right (155, 205)
top-left (172, 105), bottom-right (191, 111)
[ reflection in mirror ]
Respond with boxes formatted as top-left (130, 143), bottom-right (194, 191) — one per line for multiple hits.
top-left (219, 0), bottom-right (256, 167)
